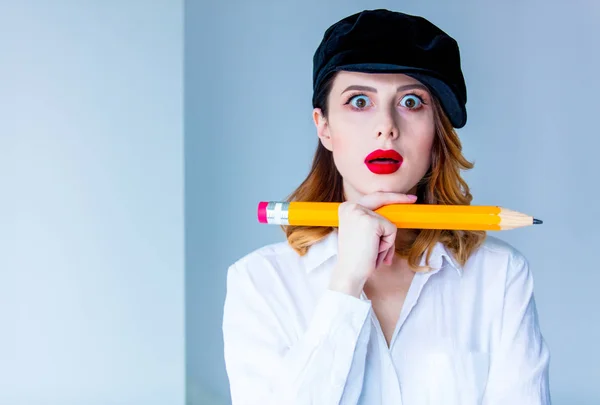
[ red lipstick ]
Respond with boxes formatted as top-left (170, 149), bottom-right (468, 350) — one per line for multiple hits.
top-left (364, 149), bottom-right (403, 174)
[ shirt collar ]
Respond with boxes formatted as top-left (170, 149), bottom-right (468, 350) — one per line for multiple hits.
top-left (421, 240), bottom-right (464, 277)
top-left (300, 229), bottom-right (339, 272)
top-left (300, 229), bottom-right (463, 277)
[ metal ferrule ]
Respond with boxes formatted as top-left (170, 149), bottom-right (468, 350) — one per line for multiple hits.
top-left (266, 202), bottom-right (290, 225)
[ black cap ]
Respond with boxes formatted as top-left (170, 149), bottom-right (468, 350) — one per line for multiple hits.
top-left (312, 9), bottom-right (467, 128)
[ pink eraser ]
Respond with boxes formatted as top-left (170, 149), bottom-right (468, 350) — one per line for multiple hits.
top-left (257, 201), bottom-right (268, 223)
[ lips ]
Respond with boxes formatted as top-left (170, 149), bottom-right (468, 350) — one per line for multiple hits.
top-left (364, 149), bottom-right (403, 174)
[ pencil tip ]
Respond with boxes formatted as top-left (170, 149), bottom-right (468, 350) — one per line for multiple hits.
top-left (533, 218), bottom-right (543, 225)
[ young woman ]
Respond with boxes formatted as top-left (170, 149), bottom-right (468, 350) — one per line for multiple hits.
top-left (222, 9), bottom-right (551, 405)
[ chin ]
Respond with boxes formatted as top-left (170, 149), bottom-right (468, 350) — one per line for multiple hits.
top-left (356, 185), bottom-right (411, 197)
top-left (342, 172), bottom-right (418, 200)
top-left (368, 177), bottom-right (414, 194)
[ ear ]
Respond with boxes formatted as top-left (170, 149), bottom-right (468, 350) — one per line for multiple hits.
top-left (313, 108), bottom-right (333, 152)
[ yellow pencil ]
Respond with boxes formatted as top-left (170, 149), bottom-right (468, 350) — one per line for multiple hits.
top-left (257, 201), bottom-right (543, 231)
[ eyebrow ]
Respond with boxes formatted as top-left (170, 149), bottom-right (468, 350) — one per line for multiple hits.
top-left (340, 83), bottom-right (429, 95)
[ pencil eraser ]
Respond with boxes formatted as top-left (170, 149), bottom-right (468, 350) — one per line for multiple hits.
top-left (257, 201), bottom-right (268, 223)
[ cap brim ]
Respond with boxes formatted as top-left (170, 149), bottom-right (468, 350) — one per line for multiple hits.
top-left (334, 63), bottom-right (466, 128)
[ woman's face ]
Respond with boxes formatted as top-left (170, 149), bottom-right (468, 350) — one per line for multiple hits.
top-left (313, 71), bottom-right (436, 202)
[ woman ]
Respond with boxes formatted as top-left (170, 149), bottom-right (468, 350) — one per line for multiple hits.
top-left (222, 9), bottom-right (551, 405)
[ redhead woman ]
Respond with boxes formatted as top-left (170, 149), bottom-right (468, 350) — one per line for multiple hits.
top-left (222, 9), bottom-right (551, 405)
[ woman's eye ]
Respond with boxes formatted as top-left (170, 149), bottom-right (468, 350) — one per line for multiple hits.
top-left (400, 94), bottom-right (423, 109)
top-left (349, 95), bottom-right (371, 109)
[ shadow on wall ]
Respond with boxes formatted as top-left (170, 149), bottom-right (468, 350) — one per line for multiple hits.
top-left (188, 384), bottom-right (229, 405)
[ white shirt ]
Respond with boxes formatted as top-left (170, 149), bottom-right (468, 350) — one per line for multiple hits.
top-left (222, 230), bottom-right (551, 405)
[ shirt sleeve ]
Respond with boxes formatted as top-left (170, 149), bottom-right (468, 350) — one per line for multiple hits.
top-left (482, 253), bottom-right (552, 404)
top-left (222, 261), bottom-right (372, 405)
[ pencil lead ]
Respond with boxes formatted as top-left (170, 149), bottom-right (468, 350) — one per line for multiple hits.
top-left (533, 218), bottom-right (543, 225)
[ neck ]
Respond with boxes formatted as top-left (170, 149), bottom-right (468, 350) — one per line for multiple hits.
top-left (394, 228), bottom-right (419, 250)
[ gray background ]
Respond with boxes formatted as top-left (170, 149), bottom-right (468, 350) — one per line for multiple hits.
top-left (2, 1), bottom-right (184, 405)
top-left (2, 0), bottom-right (599, 404)
top-left (187, 0), bottom-right (599, 404)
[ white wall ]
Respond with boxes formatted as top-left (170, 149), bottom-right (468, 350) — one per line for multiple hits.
top-left (1, 2), bottom-right (184, 404)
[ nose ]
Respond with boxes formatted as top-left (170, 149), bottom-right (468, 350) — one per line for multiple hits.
top-left (375, 109), bottom-right (399, 140)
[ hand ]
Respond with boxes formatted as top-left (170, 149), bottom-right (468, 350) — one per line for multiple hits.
top-left (329, 192), bottom-right (418, 297)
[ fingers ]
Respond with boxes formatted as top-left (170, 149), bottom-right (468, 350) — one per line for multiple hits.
top-left (357, 191), bottom-right (417, 211)
top-left (375, 250), bottom-right (386, 268)
top-left (375, 245), bottom-right (396, 268)
top-left (374, 217), bottom-right (398, 268)
top-left (337, 191), bottom-right (409, 274)
top-left (383, 245), bottom-right (395, 265)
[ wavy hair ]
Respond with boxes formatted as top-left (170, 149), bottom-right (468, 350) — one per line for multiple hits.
top-left (281, 72), bottom-right (486, 271)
